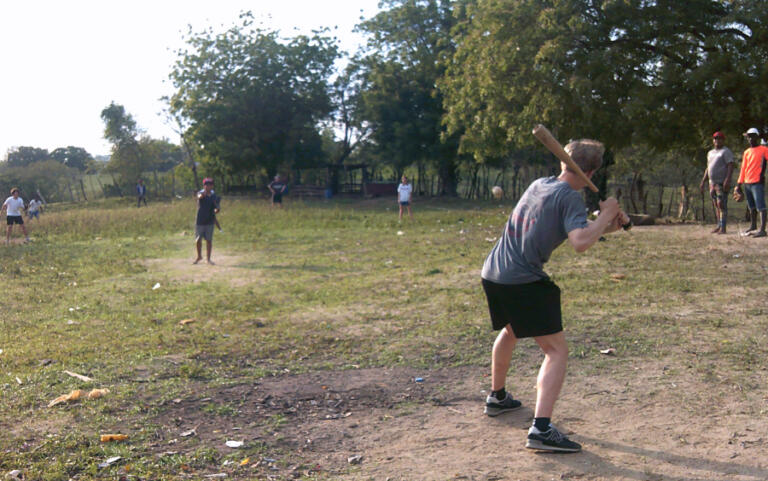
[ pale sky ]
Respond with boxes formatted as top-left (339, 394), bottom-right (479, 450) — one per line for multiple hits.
top-left (0, 0), bottom-right (380, 158)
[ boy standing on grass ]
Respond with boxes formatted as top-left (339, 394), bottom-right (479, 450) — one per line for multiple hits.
top-left (27, 196), bottom-right (43, 220)
top-left (268, 175), bottom-right (287, 207)
top-left (481, 139), bottom-right (627, 452)
top-left (194, 178), bottom-right (220, 265)
top-left (137, 179), bottom-right (147, 208)
top-left (2, 188), bottom-right (30, 244)
top-left (397, 175), bottom-right (413, 221)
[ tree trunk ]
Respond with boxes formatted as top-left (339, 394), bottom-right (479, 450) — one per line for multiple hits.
top-left (36, 189), bottom-right (47, 205)
top-left (678, 184), bottom-right (689, 219)
top-left (438, 158), bottom-right (458, 196)
top-left (181, 136), bottom-right (199, 190)
top-left (629, 173), bottom-right (639, 213)
top-left (110, 173), bottom-right (123, 197)
top-left (153, 170), bottom-right (160, 199)
top-left (79, 179), bottom-right (88, 202)
top-left (67, 182), bottom-right (76, 202)
top-left (665, 189), bottom-right (675, 217)
top-left (656, 184), bottom-right (664, 218)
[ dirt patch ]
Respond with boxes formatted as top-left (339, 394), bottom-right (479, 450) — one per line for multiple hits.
top-left (142, 365), bottom-right (768, 480)
top-left (143, 253), bottom-right (264, 288)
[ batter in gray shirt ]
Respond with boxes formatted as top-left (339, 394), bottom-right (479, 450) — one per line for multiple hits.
top-left (707, 147), bottom-right (734, 185)
top-left (482, 177), bottom-right (588, 284)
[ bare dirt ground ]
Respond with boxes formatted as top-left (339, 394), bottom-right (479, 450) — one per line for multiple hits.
top-left (146, 363), bottom-right (768, 481)
top-left (143, 252), bottom-right (263, 287)
top-left (138, 226), bottom-right (768, 480)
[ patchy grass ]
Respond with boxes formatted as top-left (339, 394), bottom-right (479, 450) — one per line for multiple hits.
top-left (0, 196), bottom-right (767, 479)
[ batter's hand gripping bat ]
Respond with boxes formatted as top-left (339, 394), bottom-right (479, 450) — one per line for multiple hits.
top-left (532, 124), bottom-right (631, 230)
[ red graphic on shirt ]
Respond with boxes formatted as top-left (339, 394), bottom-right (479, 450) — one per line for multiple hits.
top-left (507, 212), bottom-right (536, 238)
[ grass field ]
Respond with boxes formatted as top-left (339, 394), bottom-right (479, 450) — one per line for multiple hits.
top-left (1, 196), bottom-right (767, 480)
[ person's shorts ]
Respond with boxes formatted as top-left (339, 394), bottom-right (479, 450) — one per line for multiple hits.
top-left (28, 211), bottom-right (39, 219)
top-left (744, 183), bottom-right (766, 211)
top-left (399, 201), bottom-right (410, 206)
top-left (7, 215), bottom-right (23, 225)
top-left (710, 184), bottom-right (728, 208)
top-left (195, 224), bottom-right (214, 242)
top-left (272, 193), bottom-right (283, 203)
top-left (481, 277), bottom-right (563, 338)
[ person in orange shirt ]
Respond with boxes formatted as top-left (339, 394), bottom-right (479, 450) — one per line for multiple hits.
top-left (734, 128), bottom-right (768, 237)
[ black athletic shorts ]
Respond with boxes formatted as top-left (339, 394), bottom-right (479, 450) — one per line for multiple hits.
top-left (272, 193), bottom-right (282, 203)
top-left (481, 277), bottom-right (563, 338)
top-left (7, 215), bottom-right (23, 225)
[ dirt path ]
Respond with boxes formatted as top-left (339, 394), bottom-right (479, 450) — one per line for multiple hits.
top-left (147, 365), bottom-right (768, 480)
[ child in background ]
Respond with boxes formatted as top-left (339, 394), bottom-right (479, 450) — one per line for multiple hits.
top-left (27, 196), bottom-right (43, 220)
top-left (397, 175), bottom-right (413, 221)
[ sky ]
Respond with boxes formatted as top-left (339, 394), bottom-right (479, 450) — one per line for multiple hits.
top-left (0, 0), bottom-right (381, 158)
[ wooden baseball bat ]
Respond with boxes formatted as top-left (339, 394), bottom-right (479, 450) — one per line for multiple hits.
top-left (532, 124), bottom-right (631, 230)
top-left (532, 124), bottom-right (598, 193)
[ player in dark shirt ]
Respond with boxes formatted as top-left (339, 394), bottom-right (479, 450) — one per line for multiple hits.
top-left (194, 178), bottom-right (221, 264)
top-left (268, 175), bottom-right (287, 207)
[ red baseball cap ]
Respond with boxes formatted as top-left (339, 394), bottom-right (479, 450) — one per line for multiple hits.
top-left (203, 177), bottom-right (214, 185)
top-left (712, 131), bottom-right (725, 139)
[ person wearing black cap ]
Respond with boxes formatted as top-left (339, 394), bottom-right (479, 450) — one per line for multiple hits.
top-left (734, 128), bottom-right (768, 237)
top-left (700, 131), bottom-right (734, 234)
top-left (194, 178), bottom-right (221, 264)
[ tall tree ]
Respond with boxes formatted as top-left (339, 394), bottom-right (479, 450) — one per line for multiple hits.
top-left (101, 102), bottom-right (149, 185)
top-left (441, 0), bottom-right (768, 207)
top-left (357, 0), bottom-right (461, 195)
top-left (6, 147), bottom-right (50, 167)
top-left (323, 65), bottom-right (372, 193)
top-left (168, 13), bottom-right (339, 181)
top-left (50, 146), bottom-right (93, 172)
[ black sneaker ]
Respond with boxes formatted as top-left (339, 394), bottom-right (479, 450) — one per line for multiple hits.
top-left (484, 393), bottom-right (522, 417)
top-left (525, 424), bottom-right (582, 452)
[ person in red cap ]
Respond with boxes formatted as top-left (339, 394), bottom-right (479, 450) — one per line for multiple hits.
top-left (734, 128), bottom-right (768, 237)
top-left (699, 131), bottom-right (734, 234)
top-left (194, 178), bottom-right (221, 264)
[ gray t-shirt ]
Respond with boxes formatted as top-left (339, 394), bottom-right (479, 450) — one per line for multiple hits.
top-left (707, 147), bottom-right (734, 185)
top-left (482, 177), bottom-right (588, 284)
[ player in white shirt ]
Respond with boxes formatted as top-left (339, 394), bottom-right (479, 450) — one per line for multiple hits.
top-left (397, 175), bottom-right (414, 221)
top-left (2, 188), bottom-right (30, 244)
top-left (27, 198), bottom-right (43, 220)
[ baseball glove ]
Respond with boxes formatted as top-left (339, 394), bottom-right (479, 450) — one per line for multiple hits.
top-left (733, 189), bottom-right (744, 202)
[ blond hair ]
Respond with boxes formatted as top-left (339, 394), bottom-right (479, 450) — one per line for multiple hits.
top-left (564, 139), bottom-right (605, 173)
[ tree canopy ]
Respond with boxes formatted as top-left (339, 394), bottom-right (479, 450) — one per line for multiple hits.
top-left (168, 13), bottom-right (339, 180)
top-left (440, 0), bottom-right (768, 160)
top-left (357, 0), bottom-right (462, 194)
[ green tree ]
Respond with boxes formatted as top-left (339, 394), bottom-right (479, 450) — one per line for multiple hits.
top-left (322, 65), bottom-right (372, 193)
top-left (50, 146), bottom-right (93, 172)
top-left (357, 0), bottom-right (461, 195)
top-left (168, 13), bottom-right (339, 182)
top-left (101, 102), bottom-right (149, 187)
top-left (6, 147), bottom-right (50, 167)
top-left (441, 0), bottom-right (768, 208)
